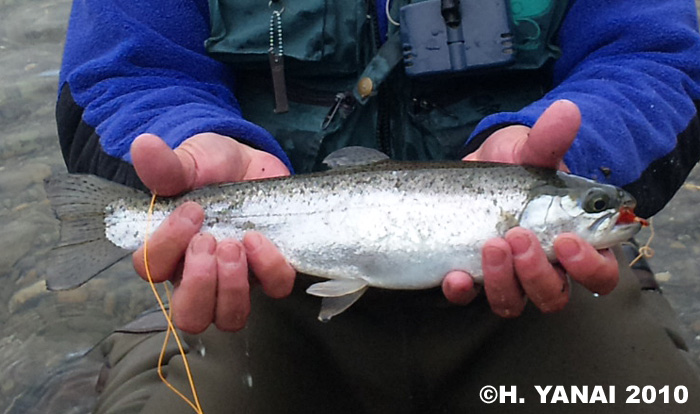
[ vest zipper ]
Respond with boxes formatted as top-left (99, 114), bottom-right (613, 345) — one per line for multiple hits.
top-left (321, 92), bottom-right (356, 130)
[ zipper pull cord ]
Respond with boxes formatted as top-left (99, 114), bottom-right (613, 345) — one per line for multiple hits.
top-left (268, 1), bottom-right (289, 113)
top-left (322, 93), bottom-right (349, 130)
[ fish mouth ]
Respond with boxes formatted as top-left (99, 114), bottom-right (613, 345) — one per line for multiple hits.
top-left (604, 221), bottom-right (643, 248)
top-left (588, 212), bottom-right (616, 233)
top-left (617, 205), bottom-right (649, 227)
top-left (610, 222), bottom-right (643, 245)
top-left (588, 212), bottom-right (643, 249)
top-left (612, 220), bottom-right (643, 235)
top-left (589, 209), bottom-right (646, 234)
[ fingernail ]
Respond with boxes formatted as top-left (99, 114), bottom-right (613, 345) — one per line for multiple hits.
top-left (180, 203), bottom-right (202, 225)
top-left (191, 234), bottom-right (215, 255)
top-left (557, 237), bottom-right (581, 258)
top-left (484, 247), bottom-right (507, 266)
top-left (444, 275), bottom-right (476, 305)
top-left (219, 242), bottom-right (242, 264)
top-left (509, 234), bottom-right (531, 256)
top-left (243, 232), bottom-right (263, 253)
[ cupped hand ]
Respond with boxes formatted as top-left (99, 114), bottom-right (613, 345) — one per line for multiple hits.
top-left (442, 100), bottom-right (620, 316)
top-left (130, 133), bottom-right (295, 333)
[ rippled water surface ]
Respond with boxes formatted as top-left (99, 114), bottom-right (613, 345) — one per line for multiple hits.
top-left (1, 0), bottom-right (699, 412)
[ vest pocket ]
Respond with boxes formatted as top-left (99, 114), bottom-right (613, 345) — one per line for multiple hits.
top-left (235, 85), bottom-right (346, 173)
top-left (206, 0), bottom-right (363, 75)
top-left (405, 72), bottom-right (548, 159)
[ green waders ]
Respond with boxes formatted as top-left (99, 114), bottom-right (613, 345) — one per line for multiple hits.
top-left (93, 247), bottom-right (700, 414)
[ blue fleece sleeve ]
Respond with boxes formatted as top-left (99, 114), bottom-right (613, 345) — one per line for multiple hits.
top-left (59, 0), bottom-right (292, 169)
top-left (468, 0), bottom-right (700, 188)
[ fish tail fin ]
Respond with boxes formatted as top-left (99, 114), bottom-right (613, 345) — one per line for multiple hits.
top-left (44, 174), bottom-right (144, 290)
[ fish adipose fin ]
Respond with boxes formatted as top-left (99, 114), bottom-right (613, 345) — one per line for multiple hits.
top-left (44, 174), bottom-right (143, 290)
top-left (322, 146), bottom-right (390, 169)
top-left (306, 279), bottom-right (369, 322)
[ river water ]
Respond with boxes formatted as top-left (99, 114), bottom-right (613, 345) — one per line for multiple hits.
top-left (1, 0), bottom-right (699, 412)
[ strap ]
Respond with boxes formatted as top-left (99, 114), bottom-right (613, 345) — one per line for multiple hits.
top-left (352, 32), bottom-right (404, 104)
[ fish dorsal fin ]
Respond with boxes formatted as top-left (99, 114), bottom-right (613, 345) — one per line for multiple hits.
top-left (306, 279), bottom-right (370, 322)
top-left (322, 146), bottom-right (390, 169)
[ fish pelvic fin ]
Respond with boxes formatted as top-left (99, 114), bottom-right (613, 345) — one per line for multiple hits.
top-left (44, 174), bottom-right (145, 290)
top-left (306, 279), bottom-right (369, 322)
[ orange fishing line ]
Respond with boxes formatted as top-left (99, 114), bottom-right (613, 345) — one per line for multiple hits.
top-left (144, 193), bottom-right (204, 414)
top-left (629, 217), bottom-right (655, 267)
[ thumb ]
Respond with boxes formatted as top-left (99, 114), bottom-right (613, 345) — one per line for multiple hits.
top-left (131, 133), bottom-right (290, 196)
top-left (131, 133), bottom-right (194, 196)
top-left (518, 99), bottom-right (581, 170)
top-left (175, 133), bottom-right (290, 186)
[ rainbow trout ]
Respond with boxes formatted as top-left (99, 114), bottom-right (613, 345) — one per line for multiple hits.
top-left (45, 147), bottom-right (645, 321)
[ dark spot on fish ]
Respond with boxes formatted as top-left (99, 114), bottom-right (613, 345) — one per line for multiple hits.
top-left (242, 221), bottom-right (256, 231)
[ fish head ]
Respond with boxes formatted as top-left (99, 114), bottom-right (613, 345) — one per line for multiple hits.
top-left (519, 172), bottom-right (646, 259)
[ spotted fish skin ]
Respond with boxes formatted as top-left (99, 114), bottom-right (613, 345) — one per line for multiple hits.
top-left (45, 155), bottom-right (642, 321)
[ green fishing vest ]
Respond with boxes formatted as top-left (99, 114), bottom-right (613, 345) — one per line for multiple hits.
top-left (205, 0), bottom-right (568, 173)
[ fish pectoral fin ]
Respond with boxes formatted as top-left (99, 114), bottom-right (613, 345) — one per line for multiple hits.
top-left (318, 287), bottom-right (369, 322)
top-left (305, 278), bottom-right (369, 297)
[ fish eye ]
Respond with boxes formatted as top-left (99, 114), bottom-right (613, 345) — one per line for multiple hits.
top-left (583, 190), bottom-right (611, 213)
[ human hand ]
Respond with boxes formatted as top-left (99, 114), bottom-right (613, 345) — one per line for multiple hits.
top-left (442, 100), bottom-right (620, 316)
top-left (130, 133), bottom-right (295, 333)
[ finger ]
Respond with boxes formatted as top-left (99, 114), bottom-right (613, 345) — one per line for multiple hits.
top-left (506, 228), bottom-right (570, 313)
top-left (133, 202), bottom-right (204, 282)
top-left (441, 271), bottom-right (479, 305)
top-left (131, 134), bottom-right (194, 196)
top-left (554, 234), bottom-right (619, 295)
top-left (214, 240), bottom-right (251, 332)
top-left (482, 238), bottom-right (527, 317)
top-left (243, 232), bottom-right (295, 298)
top-left (518, 99), bottom-right (580, 170)
top-left (171, 233), bottom-right (218, 334)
